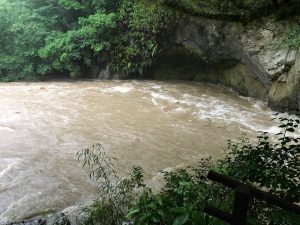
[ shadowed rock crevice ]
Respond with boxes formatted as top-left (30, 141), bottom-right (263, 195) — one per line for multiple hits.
top-left (150, 14), bottom-right (300, 111)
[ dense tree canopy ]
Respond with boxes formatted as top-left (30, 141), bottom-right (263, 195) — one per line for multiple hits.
top-left (164, 0), bottom-right (299, 20)
top-left (0, 0), bottom-right (70, 80)
top-left (0, 0), bottom-right (175, 80)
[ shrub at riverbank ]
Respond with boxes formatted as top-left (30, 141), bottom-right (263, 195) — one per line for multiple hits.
top-left (77, 114), bottom-right (300, 225)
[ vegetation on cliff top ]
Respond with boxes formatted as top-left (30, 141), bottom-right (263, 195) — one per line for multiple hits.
top-left (0, 0), bottom-right (299, 81)
top-left (164, 0), bottom-right (300, 21)
top-left (283, 24), bottom-right (300, 49)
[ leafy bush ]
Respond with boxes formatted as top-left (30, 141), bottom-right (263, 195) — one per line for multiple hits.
top-left (163, 0), bottom-right (281, 21)
top-left (0, 0), bottom-right (176, 80)
top-left (282, 24), bottom-right (300, 49)
top-left (127, 158), bottom-right (231, 225)
top-left (77, 144), bottom-right (145, 225)
top-left (39, 12), bottom-right (116, 77)
top-left (108, 0), bottom-right (176, 77)
top-left (221, 114), bottom-right (300, 201)
top-left (78, 114), bottom-right (300, 225)
top-left (0, 0), bottom-right (65, 81)
top-left (218, 113), bottom-right (300, 224)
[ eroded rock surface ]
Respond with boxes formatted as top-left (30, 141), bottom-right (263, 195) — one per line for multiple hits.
top-left (175, 16), bottom-right (300, 111)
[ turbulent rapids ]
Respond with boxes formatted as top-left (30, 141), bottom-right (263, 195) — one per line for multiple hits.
top-left (0, 80), bottom-right (278, 223)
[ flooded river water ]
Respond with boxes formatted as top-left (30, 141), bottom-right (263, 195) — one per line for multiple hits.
top-left (0, 80), bottom-right (278, 223)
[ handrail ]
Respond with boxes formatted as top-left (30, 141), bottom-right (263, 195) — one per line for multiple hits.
top-left (204, 171), bottom-right (300, 225)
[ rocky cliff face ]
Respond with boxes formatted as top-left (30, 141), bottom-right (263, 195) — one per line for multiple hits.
top-left (175, 16), bottom-right (300, 111)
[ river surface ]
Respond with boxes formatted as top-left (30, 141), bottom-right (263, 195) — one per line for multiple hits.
top-left (0, 80), bottom-right (278, 223)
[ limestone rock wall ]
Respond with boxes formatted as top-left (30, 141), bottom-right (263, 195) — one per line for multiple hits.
top-left (175, 16), bottom-right (300, 111)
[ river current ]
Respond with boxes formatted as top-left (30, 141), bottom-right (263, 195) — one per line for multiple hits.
top-left (0, 80), bottom-right (278, 223)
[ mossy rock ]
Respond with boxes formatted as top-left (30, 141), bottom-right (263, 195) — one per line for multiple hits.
top-left (223, 63), bottom-right (267, 98)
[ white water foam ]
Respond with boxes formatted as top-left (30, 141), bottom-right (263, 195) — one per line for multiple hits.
top-left (150, 92), bottom-right (179, 104)
top-left (0, 161), bottom-right (19, 179)
top-left (148, 87), bottom-right (276, 133)
top-left (102, 85), bottom-right (134, 93)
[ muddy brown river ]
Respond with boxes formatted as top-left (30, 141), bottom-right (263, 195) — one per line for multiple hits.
top-left (0, 80), bottom-right (278, 223)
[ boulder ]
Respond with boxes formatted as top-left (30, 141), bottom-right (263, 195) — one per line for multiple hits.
top-left (98, 66), bottom-right (122, 80)
top-left (98, 65), bottom-right (111, 80)
top-left (8, 213), bottom-right (70, 225)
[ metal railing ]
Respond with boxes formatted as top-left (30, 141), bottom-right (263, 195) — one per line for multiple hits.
top-left (203, 171), bottom-right (300, 225)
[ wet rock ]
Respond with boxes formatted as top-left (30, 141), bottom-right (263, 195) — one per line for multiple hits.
top-left (269, 51), bottom-right (300, 110)
top-left (8, 213), bottom-right (71, 225)
top-left (97, 65), bottom-right (121, 80)
top-left (174, 15), bottom-right (300, 111)
top-left (268, 65), bottom-right (287, 79)
top-left (286, 50), bottom-right (297, 65)
top-left (278, 74), bottom-right (288, 83)
top-left (46, 213), bottom-right (70, 225)
top-left (7, 217), bottom-right (46, 225)
top-left (273, 49), bottom-right (290, 66)
top-left (98, 65), bottom-right (111, 80)
top-left (270, 49), bottom-right (297, 68)
top-left (90, 65), bottom-right (101, 78)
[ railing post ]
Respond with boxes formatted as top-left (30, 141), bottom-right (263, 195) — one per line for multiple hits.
top-left (204, 171), bottom-right (300, 224)
top-left (231, 185), bottom-right (251, 225)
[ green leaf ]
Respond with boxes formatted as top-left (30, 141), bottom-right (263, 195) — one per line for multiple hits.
top-left (170, 207), bottom-right (188, 214)
top-left (172, 214), bottom-right (189, 225)
top-left (127, 208), bottom-right (140, 218)
top-left (157, 209), bottom-right (164, 216)
top-left (191, 211), bottom-right (203, 222)
top-left (138, 212), bottom-right (152, 223)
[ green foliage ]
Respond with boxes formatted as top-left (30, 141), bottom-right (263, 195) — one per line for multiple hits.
top-left (0, 0), bottom-right (298, 80)
top-left (218, 113), bottom-right (300, 224)
top-left (58, 0), bottom-right (117, 12)
top-left (37, 0), bottom-right (117, 77)
top-left (0, 0), bottom-right (69, 80)
top-left (109, 0), bottom-right (176, 77)
top-left (77, 144), bottom-right (145, 225)
top-left (128, 114), bottom-right (300, 225)
top-left (164, 0), bottom-right (298, 21)
top-left (39, 12), bottom-right (116, 77)
top-left (221, 114), bottom-right (300, 202)
top-left (77, 114), bottom-right (300, 225)
top-left (0, 0), bottom-right (175, 80)
top-left (282, 24), bottom-right (300, 49)
top-left (127, 158), bottom-right (228, 225)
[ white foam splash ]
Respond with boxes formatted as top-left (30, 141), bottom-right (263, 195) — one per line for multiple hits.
top-left (150, 92), bottom-right (178, 103)
top-left (0, 127), bottom-right (15, 132)
top-left (102, 85), bottom-right (133, 93)
top-left (0, 161), bottom-right (18, 178)
top-left (151, 98), bottom-right (158, 106)
top-left (148, 87), bottom-right (276, 133)
top-left (151, 85), bottom-right (161, 90)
